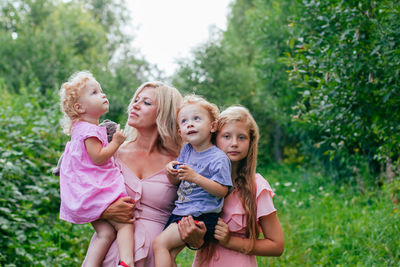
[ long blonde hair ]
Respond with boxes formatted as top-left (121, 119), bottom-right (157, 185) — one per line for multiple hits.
top-left (59, 71), bottom-right (95, 135)
top-left (124, 81), bottom-right (183, 157)
top-left (199, 105), bottom-right (260, 263)
top-left (219, 105), bottom-right (259, 241)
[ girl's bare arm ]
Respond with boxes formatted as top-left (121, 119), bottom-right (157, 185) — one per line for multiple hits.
top-left (214, 212), bottom-right (284, 256)
top-left (85, 126), bottom-right (126, 165)
top-left (177, 165), bottom-right (228, 198)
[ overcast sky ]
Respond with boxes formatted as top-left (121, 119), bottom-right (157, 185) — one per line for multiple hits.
top-left (127, 0), bottom-right (232, 76)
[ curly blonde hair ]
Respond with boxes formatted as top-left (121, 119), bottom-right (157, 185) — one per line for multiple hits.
top-left (59, 71), bottom-right (96, 135)
top-left (124, 81), bottom-right (183, 157)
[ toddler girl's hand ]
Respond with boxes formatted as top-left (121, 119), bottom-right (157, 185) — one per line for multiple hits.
top-left (112, 125), bottom-right (126, 145)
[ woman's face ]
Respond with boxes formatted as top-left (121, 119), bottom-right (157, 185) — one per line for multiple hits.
top-left (127, 87), bottom-right (158, 129)
top-left (216, 121), bottom-right (250, 163)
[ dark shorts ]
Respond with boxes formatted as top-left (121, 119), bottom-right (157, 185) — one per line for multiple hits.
top-left (164, 213), bottom-right (219, 243)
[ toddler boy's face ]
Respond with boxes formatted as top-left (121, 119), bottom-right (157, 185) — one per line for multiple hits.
top-left (178, 104), bottom-right (215, 147)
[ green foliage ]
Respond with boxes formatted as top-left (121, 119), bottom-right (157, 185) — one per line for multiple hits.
top-left (0, 0), bottom-right (109, 92)
top-left (173, 0), bottom-right (278, 163)
top-left (0, 0), bottom-right (155, 121)
top-left (0, 83), bottom-right (93, 265)
top-left (288, 0), bottom-right (400, 177)
top-left (258, 164), bottom-right (400, 266)
top-left (173, 0), bottom-right (400, 182)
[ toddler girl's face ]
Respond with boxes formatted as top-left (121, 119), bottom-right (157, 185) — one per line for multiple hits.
top-left (77, 79), bottom-right (109, 118)
top-left (216, 121), bottom-right (250, 163)
top-left (178, 103), bottom-right (216, 149)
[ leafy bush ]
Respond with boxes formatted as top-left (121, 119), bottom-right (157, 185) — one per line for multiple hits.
top-left (288, 0), bottom-right (400, 178)
top-left (0, 82), bottom-right (92, 265)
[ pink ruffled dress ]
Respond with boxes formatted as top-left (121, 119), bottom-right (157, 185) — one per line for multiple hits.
top-left (59, 121), bottom-right (127, 224)
top-left (82, 155), bottom-right (178, 267)
top-left (194, 173), bottom-right (276, 267)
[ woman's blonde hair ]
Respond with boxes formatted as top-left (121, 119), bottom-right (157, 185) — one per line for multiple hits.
top-left (124, 81), bottom-right (183, 157)
top-left (199, 105), bottom-right (260, 263)
top-left (59, 71), bottom-right (95, 135)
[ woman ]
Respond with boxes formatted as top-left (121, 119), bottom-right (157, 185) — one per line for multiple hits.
top-left (179, 105), bottom-right (284, 266)
top-left (82, 81), bottom-right (183, 267)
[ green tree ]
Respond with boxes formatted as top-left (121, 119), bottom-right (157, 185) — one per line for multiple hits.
top-left (173, 0), bottom-right (304, 164)
top-left (0, 0), bottom-right (107, 92)
top-left (289, 0), bottom-right (400, 180)
top-left (0, 0), bottom-right (155, 120)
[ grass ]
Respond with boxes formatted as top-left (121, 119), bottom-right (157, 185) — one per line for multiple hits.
top-left (176, 165), bottom-right (400, 266)
top-left (257, 165), bottom-right (400, 266)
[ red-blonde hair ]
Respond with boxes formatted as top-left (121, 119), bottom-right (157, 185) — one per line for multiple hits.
top-left (178, 94), bottom-right (219, 123)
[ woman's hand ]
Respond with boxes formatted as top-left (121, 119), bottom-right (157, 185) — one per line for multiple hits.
top-left (177, 215), bottom-right (206, 249)
top-left (101, 196), bottom-right (135, 223)
top-left (214, 217), bottom-right (231, 246)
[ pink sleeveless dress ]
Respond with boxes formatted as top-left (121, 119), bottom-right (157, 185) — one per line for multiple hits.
top-left (59, 121), bottom-right (127, 224)
top-left (194, 173), bottom-right (276, 267)
top-left (82, 156), bottom-right (178, 267)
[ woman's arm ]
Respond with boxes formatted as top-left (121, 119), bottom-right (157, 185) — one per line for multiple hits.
top-left (85, 125), bottom-right (126, 165)
top-left (100, 196), bottom-right (136, 224)
top-left (177, 165), bottom-right (228, 198)
top-left (214, 212), bottom-right (284, 256)
top-left (177, 215), bottom-right (207, 249)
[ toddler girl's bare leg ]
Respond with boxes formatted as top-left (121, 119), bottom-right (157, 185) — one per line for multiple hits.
top-left (85, 220), bottom-right (116, 267)
top-left (111, 221), bottom-right (135, 267)
top-left (153, 223), bottom-right (185, 267)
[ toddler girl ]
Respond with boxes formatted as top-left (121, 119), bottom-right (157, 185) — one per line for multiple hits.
top-left (59, 71), bottom-right (134, 267)
top-left (153, 95), bottom-right (232, 267)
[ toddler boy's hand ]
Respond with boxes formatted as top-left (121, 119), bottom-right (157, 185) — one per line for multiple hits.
top-left (112, 125), bottom-right (126, 145)
top-left (166, 161), bottom-right (181, 175)
top-left (177, 165), bottom-right (198, 183)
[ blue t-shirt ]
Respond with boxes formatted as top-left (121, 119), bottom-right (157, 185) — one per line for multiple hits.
top-left (172, 143), bottom-right (232, 217)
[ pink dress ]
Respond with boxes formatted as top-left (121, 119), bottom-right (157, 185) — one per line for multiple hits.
top-left (194, 173), bottom-right (276, 267)
top-left (59, 121), bottom-right (127, 224)
top-left (82, 156), bottom-right (178, 267)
